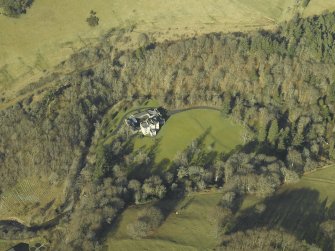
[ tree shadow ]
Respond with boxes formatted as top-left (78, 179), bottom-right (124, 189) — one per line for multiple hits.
top-left (102, 208), bottom-right (126, 238)
top-left (223, 139), bottom-right (286, 161)
top-left (153, 193), bottom-right (184, 221)
top-left (127, 137), bottom-right (161, 181)
top-left (232, 188), bottom-right (334, 250)
top-left (153, 158), bottom-right (171, 175)
top-left (197, 150), bottom-right (218, 167)
top-left (325, 201), bottom-right (335, 219)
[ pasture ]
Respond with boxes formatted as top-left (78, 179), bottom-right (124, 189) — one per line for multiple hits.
top-left (2, 0), bottom-right (332, 99)
top-left (107, 191), bottom-right (223, 251)
top-left (283, 164), bottom-right (335, 205)
top-left (235, 164), bottom-right (335, 245)
top-left (304, 0), bottom-right (335, 17)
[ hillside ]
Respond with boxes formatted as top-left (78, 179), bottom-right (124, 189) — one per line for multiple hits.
top-left (1, 5), bottom-right (335, 251)
top-left (1, 0), bottom-right (335, 101)
top-left (107, 165), bottom-right (335, 251)
top-left (107, 191), bottom-right (223, 251)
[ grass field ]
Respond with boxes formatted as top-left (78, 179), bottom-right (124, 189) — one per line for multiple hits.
top-left (281, 164), bottom-right (335, 206)
top-left (133, 109), bottom-right (247, 165)
top-left (238, 164), bottom-right (335, 214)
top-left (107, 191), bottom-right (223, 251)
top-left (2, 0), bottom-right (333, 100)
top-left (0, 177), bottom-right (64, 225)
top-left (304, 0), bottom-right (335, 17)
top-left (235, 164), bottom-right (335, 244)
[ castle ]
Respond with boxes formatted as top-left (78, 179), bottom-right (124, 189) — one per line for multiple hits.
top-left (125, 109), bottom-right (165, 137)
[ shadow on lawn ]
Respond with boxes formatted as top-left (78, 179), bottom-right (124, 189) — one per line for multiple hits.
top-left (128, 127), bottom-right (220, 180)
top-left (104, 191), bottom-right (184, 240)
top-left (233, 188), bottom-right (335, 251)
top-left (127, 137), bottom-right (162, 181)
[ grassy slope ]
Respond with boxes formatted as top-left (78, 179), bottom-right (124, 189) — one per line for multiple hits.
top-left (240, 164), bottom-right (335, 213)
top-left (0, 177), bottom-right (64, 225)
top-left (133, 109), bottom-right (246, 164)
top-left (107, 191), bottom-right (223, 251)
top-left (107, 165), bottom-right (335, 250)
top-left (235, 164), bottom-right (335, 244)
top-left (0, 0), bottom-right (318, 98)
top-left (282, 164), bottom-right (335, 206)
top-left (303, 0), bottom-right (335, 17)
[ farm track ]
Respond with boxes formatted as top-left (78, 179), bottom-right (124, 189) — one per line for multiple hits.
top-left (302, 177), bottom-right (335, 185)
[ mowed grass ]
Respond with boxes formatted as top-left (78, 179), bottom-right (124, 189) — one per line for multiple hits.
top-left (2, 0), bottom-right (329, 98)
top-left (133, 109), bottom-right (246, 164)
top-left (107, 191), bottom-right (223, 251)
top-left (0, 177), bottom-right (64, 225)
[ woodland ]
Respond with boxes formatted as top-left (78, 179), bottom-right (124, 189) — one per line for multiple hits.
top-left (1, 11), bottom-right (335, 250)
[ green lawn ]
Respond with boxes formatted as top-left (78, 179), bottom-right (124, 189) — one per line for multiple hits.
top-left (107, 239), bottom-right (197, 251)
top-left (107, 165), bottom-right (335, 250)
top-left (133, 109), bottom-right (247, 165)
top-left (107, 191), bottom-right (223, 251)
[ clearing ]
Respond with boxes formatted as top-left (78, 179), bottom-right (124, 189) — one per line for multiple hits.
top-left (101, 100), bottom-right (247, 168)
top-left (132, 109), bottom-right (247, 164)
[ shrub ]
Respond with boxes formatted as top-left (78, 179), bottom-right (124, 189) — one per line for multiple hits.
top-left (0, 0), bottom-right (33, 17)
top-left (127, 207), bottom-right (164, 239)
top-left (302, 0), bottom-right (310, 8)
top-left (86, 10), bottom-right (99, 27)
top-left (126, 220), bottom-right (150, 239)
